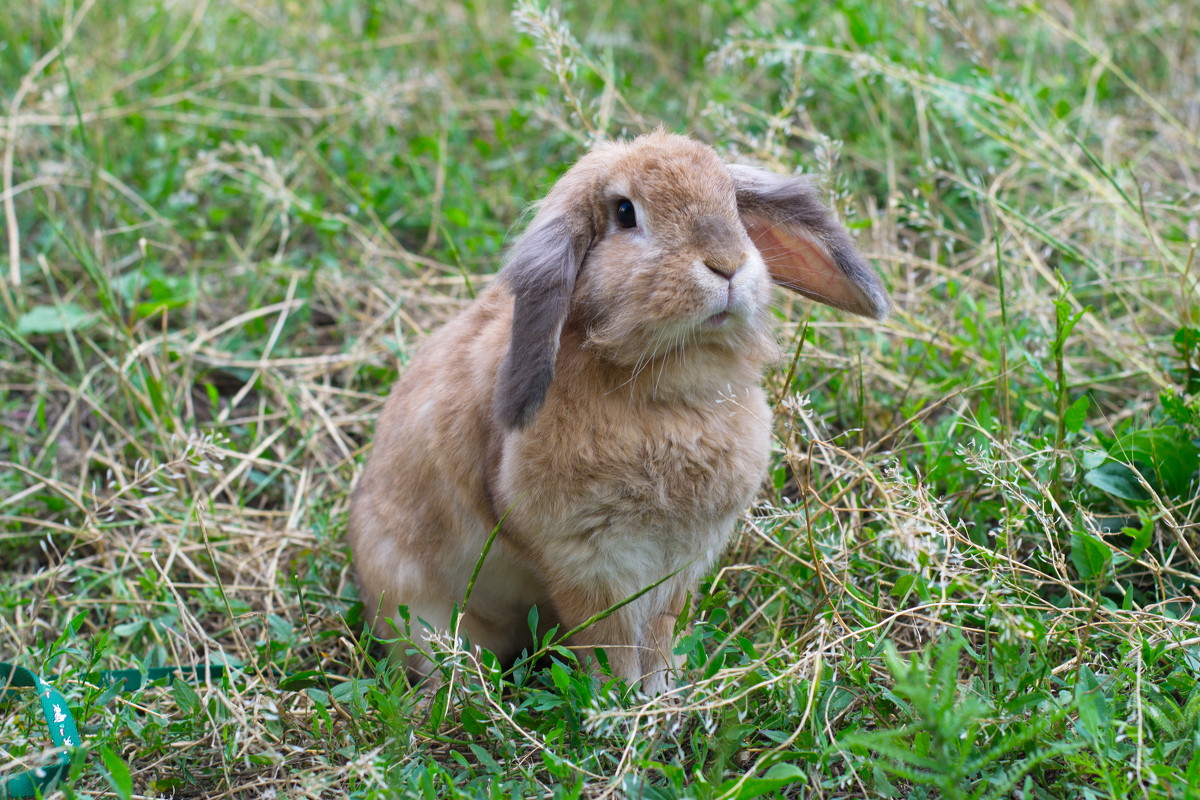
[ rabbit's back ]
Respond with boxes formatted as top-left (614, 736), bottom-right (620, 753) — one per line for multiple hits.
top-left (348, 286), bottom-right (552, 664)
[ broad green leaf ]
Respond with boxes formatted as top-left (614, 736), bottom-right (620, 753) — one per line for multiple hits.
top-left (331, 678), bottom-right (373, 703)
top-left (1064, 394), bottom-right (1089, 434)
top-left (111, 621), bottom-right (146, 637)
top-left (100, 745), bottom-right (134, 800)
top-left (1109, 427), bottom-right (1199, 498)
top-left (1160, 389), bottom-right (1199, 428)
top-left (1084, 462), bottom-right (1149, 502)
top-left (716, 763), bottom-right (807, 799)
top-left (1074, 665), bottom-right (1110, 745)
top-left (16, 303), bottom-right (97, 335)
top-left (1174, 326), bottom-right (1199, 358)
top-left (134, 275), bottom-right (193, 317)
top-left (891, 574), bottom-right (916, 597)
top-left (278, 670), bottom-right (327, 691)
top-left (1053, 297), bottom-right (1088, 346)
top-left (1122, 514), bottom-right (1155, 557)
top-left (527, 604), bottom-right (540, 646)
top-left (425, 683), bottom-right (449, 731)
top-left (460, 706), bottom-right (487, 735)
top-left (172, 677), bottom-right (201, 717)
top-left (550, 660), bottom-right (571, 693)
top-left (1070, 531), bottom-right (1110, 582)
top-left (620, 775), bottom-right (677, 800)
top-left (468, 743), bottom-right (501, 774)
top-left (95, 678), bottom-right (126, 708)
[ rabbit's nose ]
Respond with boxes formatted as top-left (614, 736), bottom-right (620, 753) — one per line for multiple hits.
top-left (693, 215), bottom-right (746, 278)
top-left (704, 259), bottom-right (739, 280)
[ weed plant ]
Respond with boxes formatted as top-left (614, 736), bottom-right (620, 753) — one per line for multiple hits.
top-left (1, 0), bottom-right (1198, 797)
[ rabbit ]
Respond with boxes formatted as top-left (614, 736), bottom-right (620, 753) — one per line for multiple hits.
top-left (348, 131), bottom-right (889, 695)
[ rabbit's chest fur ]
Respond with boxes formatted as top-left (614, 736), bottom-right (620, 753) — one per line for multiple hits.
top-left (496, 368), bottom-right (772, 571)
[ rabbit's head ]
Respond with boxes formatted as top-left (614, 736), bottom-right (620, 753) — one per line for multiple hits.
top-left (495, 131), bottom-right (889, 429)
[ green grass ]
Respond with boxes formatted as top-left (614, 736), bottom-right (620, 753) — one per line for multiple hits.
top-left (2, 0), bottom-right (1198, 797)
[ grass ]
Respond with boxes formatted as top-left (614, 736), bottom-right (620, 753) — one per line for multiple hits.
top-left (1, 0), bottom-right (1198, 797)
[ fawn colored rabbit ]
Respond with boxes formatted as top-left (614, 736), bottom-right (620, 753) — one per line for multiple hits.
top-left (348, 131), bottom-right (889, 694)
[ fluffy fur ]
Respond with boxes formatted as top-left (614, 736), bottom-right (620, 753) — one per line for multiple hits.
top-left (348, 132), bottom-right (889, 694)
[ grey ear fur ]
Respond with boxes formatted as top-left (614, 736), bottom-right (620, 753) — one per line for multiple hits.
top-left (728, 164), bottom-right (891, 320)
top-left (494, 211), bottom-right (591, 429)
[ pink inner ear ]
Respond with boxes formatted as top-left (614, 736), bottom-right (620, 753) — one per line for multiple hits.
top-left (746, 218), bottom-right (873, 316)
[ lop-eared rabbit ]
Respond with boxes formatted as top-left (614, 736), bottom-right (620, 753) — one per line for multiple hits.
top-left (349, 131), bottom-right (889, 694)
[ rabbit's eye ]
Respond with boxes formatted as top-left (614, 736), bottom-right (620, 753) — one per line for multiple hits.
top-left (616, 199), bottom-right (637, 229)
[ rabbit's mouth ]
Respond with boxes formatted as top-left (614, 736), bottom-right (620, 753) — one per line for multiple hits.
top-left (703, 311), bottom-right (732, 328)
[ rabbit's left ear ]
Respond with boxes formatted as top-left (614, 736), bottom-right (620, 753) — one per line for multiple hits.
top-left (494, 194), bottom-right (595, 430)
top-left (728, 164), bottom-right (890, 319)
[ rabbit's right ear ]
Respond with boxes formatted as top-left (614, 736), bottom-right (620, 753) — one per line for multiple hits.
top-left (729, 164), bottom-right (890, 320)
top-left (494, 197), bottom-right (594, 430)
